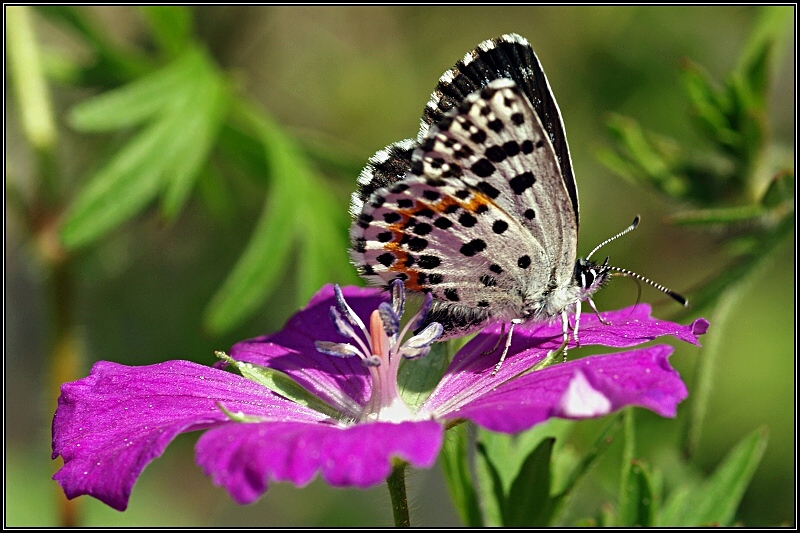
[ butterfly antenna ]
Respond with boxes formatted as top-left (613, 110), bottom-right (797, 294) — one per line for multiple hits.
top-left (586, 216), bottom-right (640, 260)
top-left (607, 266), bottom-right (688, 307)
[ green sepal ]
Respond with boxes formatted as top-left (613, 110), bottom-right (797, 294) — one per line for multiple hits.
top-left (398, 341), bottom-right (448, 412)
top-left (216, 402), bottom-right (267, 423)
top-left (214, 351), bottom-right (341, 420)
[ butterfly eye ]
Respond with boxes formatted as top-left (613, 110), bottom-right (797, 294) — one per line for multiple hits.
top-left (581, 269), bottom-right (595, 290)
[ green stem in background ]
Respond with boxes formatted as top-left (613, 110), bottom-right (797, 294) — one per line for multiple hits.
top-left (680, 287), bottom-right (737, 461)
top-left (680, 226), bottom-right (790, 460)
top-left (6, 5), bottom-right (59, 204)
top-left (386, 463), bottom-right (411, 527)
top-left (8, 5), bottom-right (83, 527)
top-left (617, 408), bottom-right (636, 520)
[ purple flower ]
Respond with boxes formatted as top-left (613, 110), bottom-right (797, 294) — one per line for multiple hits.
top-left (52, 283), bottom-right (708, 511)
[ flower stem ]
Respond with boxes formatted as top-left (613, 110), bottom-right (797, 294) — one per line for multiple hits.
top-left (386, 463), bottom-right (411, 527)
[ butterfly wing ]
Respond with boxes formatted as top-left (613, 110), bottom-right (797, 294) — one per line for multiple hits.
top-left (350, 34), bottom-right (578, 228)
top-left (350, 79), bottom-right (579, 337)
top-left (421, 34), bottom-right (578, 223)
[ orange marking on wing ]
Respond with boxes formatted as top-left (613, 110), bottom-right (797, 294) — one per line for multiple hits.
top-left (378, 190), bottom-right (497, 291)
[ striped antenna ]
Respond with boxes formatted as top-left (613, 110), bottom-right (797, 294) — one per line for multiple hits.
top-left (587, 216), bottom-right (640, 260)
top-left (608, 266), bottom-right (688, 307)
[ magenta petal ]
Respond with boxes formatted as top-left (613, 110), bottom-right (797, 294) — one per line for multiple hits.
top-left (434, 345), bottom-right (686, 433)
top-left (446, 304), bottom-right (704, 376)
top-left (229, 285), bottom-right (389, 414)
top-left (195, 420), bottom-right (444, 504)
top-left (52, 360), bottom-right (326, 511)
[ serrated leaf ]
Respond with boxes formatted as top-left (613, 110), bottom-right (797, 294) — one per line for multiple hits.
top-left (504, 437), bottom-right (556, 526)
top-left (660, 428), bottom-right (768, 526)
top-left (440, 424), bottom-right (483, 527)
top-left (139, 6), bottom-right (193, 57)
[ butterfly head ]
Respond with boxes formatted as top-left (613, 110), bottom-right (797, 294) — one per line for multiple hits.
top-left (574, 256), bottom-right (612, 298)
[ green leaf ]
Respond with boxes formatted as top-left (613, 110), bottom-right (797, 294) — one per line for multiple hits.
top-left (7, 6), bottom-right (57, 152)
top-left (61, 48), bottom-right (229, 248)
top-left (618, 459), bottom-right (658, 527)
top-left (35, 6), bottom-right (153, 84)
top-left (673, 213), bottom-right (792, 319)
top-left (736, 6), bottom-right (793, 97)
top-left (139, 6), bottom-right (193, 57)
top-left (67, 49), bottom-right (201, 132)
top-left (216, 121), bottom-right (272, 184)
top-left (475, 420), bottom-right (574, 526)
top-left (476, 441), bottom-right (508, 527)
top-left (204, 190), bottom-right (296, 334)
top-left (440, 424), bottom-right (483, 527)
top-left (552, 414), bottom-right (623, 522)
top-left (160, 69), bottom-right (230, 219)
top-left (214, 351), bottom-right (341, 419)
top-left (295, 183), bottom-right (360, 307)
top-left (206, 97), bottom-right (358, 333)
top-left (196, 166), bottom-right (236, 222)
top-left (659, 428), bottom-right (768, 526)
top-left (604, 114), bottom-right (688, 198)
top-left (680, 60), bottom-right (731, 141)
top-left (760, 170), bottom-right (794, 209)
top-left (504, 437), bottom-right (556, 526)
top-left (60, 118), bottom-right (172, 248)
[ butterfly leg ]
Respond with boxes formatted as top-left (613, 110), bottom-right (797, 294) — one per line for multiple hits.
top-left (491, 318), bottom-right (523, 375)
top-left (572, 303), bottom-right (583, 348)
top-left (587, 297), bottom-right (611, 325)
top-left (480, 321), bottom-right (507, 356)
top-left (560, 309), bottom-right (571, 362)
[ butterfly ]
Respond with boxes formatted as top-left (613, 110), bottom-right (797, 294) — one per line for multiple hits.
top-left (349, 34), bottom-right (686, 370)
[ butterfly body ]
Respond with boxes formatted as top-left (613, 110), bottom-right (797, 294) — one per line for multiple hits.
top-left (350, 35), bottom-right (612, 343)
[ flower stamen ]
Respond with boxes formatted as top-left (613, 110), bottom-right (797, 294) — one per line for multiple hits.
top-left (314, 281), bottom-right (444, 422)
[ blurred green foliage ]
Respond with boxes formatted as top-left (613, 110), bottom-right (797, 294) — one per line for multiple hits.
top-left (6, 5), bottom-right (793, 527)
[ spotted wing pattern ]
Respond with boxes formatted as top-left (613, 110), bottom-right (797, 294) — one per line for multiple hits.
top-left (350, 79), bottom-right (578, 337)
top-left (350, 34), bottom-right (578, 224)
